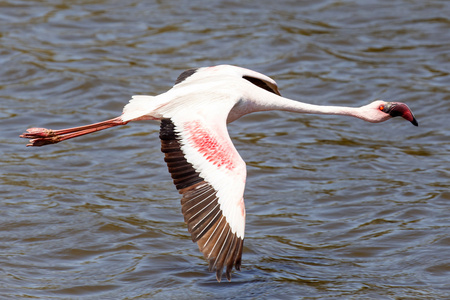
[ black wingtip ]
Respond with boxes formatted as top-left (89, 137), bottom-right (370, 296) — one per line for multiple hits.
top-left (215, 269), bottom-right (223, 282)
top-left (226, 265), bottom-right (232, 282)
top-left (174, 68), bottom-right (198, 85)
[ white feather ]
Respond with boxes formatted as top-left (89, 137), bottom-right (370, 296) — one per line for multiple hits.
top-left (121, 94), bottom-right (171, 122)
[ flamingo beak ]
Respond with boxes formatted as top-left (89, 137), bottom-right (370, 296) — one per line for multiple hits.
top-left (385, 102), bottom-right (418, 126)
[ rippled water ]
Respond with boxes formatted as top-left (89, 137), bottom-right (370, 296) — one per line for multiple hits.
top-left (1, 0), bottom-right (449, 299)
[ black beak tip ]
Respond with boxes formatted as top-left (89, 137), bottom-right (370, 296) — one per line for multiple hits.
top-left (411, 118), bottom-right (419, 127)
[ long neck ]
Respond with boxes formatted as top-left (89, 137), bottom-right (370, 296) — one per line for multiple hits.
top-left (280, 99), bottom-right (362, 118)
top-left (248, 92), bottom-right (365, 121)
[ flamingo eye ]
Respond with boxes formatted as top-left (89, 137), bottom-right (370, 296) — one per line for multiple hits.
top-left (379, 105), bottom-right (385, 111)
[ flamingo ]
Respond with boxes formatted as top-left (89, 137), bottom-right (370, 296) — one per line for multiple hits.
top-left (20, 65), bottom-right (418, 282)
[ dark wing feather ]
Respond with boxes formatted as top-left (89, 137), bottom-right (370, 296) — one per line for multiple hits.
top-left (174, 68), bottom-right (198, 85)
top-left (243, 75), bottom-right (281, 95)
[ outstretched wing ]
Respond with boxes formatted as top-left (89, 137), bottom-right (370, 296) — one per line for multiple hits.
top-left (159, 106), bottom-right (247, 282)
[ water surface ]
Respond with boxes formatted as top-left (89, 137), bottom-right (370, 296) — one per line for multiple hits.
top-left (1, 0), bottom-right (449, 299)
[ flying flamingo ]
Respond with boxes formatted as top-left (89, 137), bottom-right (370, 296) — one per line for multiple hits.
top-left (20, 65), bottom-right (418, 282)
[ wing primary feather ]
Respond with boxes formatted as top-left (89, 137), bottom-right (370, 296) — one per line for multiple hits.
top-left (204, 215), bottom-right (226, 259)
top-left (224, 234), bottom-right (237, 281)
top-left (174, 68), bottom-right (198, 85)
top-left (184, 194), bottom-right (216, 222)
top-left (213, 227), bottom-right (232, 282)
top-left (192, 206), bottom-right (221, 241)
top-left (242, 75), bottom-right (280, 95)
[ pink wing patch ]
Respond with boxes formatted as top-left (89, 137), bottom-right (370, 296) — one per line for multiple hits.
top-left (184, 120), bottom-right (236, 171)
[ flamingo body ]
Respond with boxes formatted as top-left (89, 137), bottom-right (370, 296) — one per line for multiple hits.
top-left (20, 65), bottom-right (418, 282)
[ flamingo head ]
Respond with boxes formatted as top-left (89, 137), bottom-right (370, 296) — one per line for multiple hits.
top-left (364, 100), bottom-right (418, 126)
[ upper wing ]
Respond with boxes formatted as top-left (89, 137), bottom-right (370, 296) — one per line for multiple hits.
top-left (159, 101), bottom-right (247, 282)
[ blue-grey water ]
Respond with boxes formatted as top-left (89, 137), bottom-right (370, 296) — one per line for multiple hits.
top-left (1, 1), bottom-right (449, 299)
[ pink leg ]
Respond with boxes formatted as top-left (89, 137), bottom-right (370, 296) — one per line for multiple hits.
top-left (20, 116), bottom-right (128, 147)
